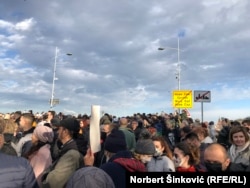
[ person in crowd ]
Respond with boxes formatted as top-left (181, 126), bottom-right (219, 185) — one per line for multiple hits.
top-left (216, 117), bottom-right (231, 150)
top-left (78, 115), bottom-right (90, 155)
top-left (133, 129), bottom-right (156, 164)
top-left (11, 112), bottom-right (36, 157)
top-left (192, 118), bottom-right (201, 127)
top-left (41, 117), bottom-right (84, 188)
top-left (204, 143), bottom-right (250, 172)
top-left (94, 119), bottom-right (116, 167)
top-left (161, 119), bottom-right (176, 151)
top-left (150, 115), bottom-right (164, 136)
top-left (75, 117), bottom-right (90, 157)
top-left (227, 126), bottom-right (250, 166)
top-left (179, 119), bottom-right (190, 129)
top-left (12, 111), bottom-right (22, 126)
top-left (147, 125), bottom-right (158, 137)
top-left (101, 119), bottom-right (115, 136)
top-left (192, 126), bottom-right (214, 144)
top-left (208, 121), bottom-right (217, 142)
top-left (66, 148), bottom-right (115, 188)
top-left (37, 113), bottom-right (49, 127)
top-left (98, 128), bottom-right (146, 188)
top-left (47, 110), bottom-right (57, 124)
top-left (1, 118), bottom-right (17, 155)
top-left (147, 135), bottom-right (175, 172)
top-left (100, 113), bottom-right (113, 125)
top-left (47, 117), bottom-right (61, 161)
top-left (173, 141), bottom-right (201, 172)
top-left (128, 119), bottom-right (145, 141)
top-left (184, 132), bottom-right (209, 171)
top-left (66, 166), bottom-right (115, 188)
top-left (179, 126), bottom-right (192, 142)
top-left (24, 125), bottom-right (54, 187)
top-left (242, 117), bottom-right (250, 135)
top-left (0, 119), bottom-right (39, 188)
top-left (118, 117), bottom-right (136, 151)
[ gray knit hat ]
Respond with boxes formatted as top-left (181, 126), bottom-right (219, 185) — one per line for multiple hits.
top-left (135, 129), bottom-right (155, 155)
top-left (66, 166), bottom-right (115, 188)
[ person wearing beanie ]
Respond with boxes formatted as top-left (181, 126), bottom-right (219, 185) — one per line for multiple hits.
top-left (66, 166), bottom-right (115, 188)
top-left (94, 128), bottom-right (128, 167)
top-left (134, 129), bottom-right (155, 164)
top-left (23, 125), bottom-right (54, 187)
top-left (104, 129), bottom-right (127, 153)
top-left (92, 128), bottom-right (147, 188)
top-left (33, 126), bottom-right (54, 143)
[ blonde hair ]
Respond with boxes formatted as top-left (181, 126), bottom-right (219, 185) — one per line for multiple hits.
top-left (3, 119), bottom-right (17, 134)
top-left (0, 119), bottom-right (6, 134)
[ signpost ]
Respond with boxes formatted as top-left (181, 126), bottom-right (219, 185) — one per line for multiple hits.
top-left (172, 90), bottom-right (193, 109)
top-left (49, 99), bottom-right (60, 107)
top-left (194, 90), bottom-right (211, 122)
top-left (194, 90), bottom-right (211, 102)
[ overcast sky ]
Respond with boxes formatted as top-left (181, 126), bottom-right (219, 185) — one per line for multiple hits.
top-left (1, 0), bottom-right (250, 122)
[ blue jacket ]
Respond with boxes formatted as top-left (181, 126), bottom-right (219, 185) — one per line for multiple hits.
top-left (0, 152), bottom-right (38, 188)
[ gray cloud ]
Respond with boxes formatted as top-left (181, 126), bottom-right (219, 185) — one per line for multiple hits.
top-left (0, 0), bottom-right (250, 122)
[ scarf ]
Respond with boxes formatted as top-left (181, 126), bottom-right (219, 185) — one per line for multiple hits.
top-left (113, 158), bottom-right (146, 172)
top-left (176, 165), bottom-right (197, 172)
top-left (229, 141), bottom-right (250, 162)
top-left (58, 139), bottom-right (79, 158)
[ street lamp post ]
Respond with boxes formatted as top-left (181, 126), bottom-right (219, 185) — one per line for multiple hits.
top-left (177, 37), bottom-right (180, 92)
top-left (50, 46), bottom-right (72, 109)
top-left (158, 37), bottom-right (181, 113)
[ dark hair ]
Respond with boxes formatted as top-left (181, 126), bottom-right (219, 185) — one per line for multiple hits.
top-left (48, 110), bottom-right (56, 118)
top-left (174, 141), bottom-right (200, 166)
top-left (209, 121), bottom-right (214, 125)
top-left (23, 141), bottom-right (47, 159)
top-left (230, 121), bottom-right (241, 127)
top-left (242, 118), bottom-right (250, 125)
top-left (152, 135), bottom-right (173, 159)
top-left (184, 132), bottom-right (199, 141)
top-left (181, 126), bottom-right (192, 134)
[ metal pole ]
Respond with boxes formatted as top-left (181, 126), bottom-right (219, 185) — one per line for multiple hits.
top-left (201, 101), bottom-right (204, 123)
top-left (177, 37), bottom-right (181, 114)
top-left (177, 37), bottom-right (180, 91)
top-left (158, 40), bottom-right (181, 114)
top-left (50, 46), bottom-right (58, 109)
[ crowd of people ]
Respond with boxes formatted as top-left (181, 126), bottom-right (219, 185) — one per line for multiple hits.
top-left (0, 109), bottom-right (250, 188)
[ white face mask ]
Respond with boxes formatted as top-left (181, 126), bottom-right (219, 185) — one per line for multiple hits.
top-left (141, 156), bottom-right (152, 163)
top-left (106, 156), bottom-right (110, 162)
top-left (173, 156), bottom-right (182, 167)
top-left (104, 151), bottom-right (110, 162)
top-left (154, 148), bottom-right (162, 156)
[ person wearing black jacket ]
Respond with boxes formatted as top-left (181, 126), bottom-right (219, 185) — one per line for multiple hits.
top-left (204, 143), bottom-right (250, 172)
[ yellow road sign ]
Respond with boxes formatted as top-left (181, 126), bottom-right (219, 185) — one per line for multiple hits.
top-left (172, 90), bottom-right (193, 108)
